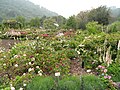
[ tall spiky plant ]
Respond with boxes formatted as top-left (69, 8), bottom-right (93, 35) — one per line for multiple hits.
top-left (105, 46), bottom-right (112, 67)
top-left (103, 39), bottom-right (107, 62)
top-left (116, 40), bottom-right (120, 63)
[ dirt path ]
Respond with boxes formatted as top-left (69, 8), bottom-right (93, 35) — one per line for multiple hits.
top-left (70, 58), bottom-right (86, 75)
top-left (0, 39), bottom-right (20, 50)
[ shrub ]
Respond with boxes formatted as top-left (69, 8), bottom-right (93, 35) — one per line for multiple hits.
top-left (107, 63), bottom-right (120, 82)
top-left (58, 76), bottom-right (81, 90)
top-left (81, 75), bottom-right (107, 90)
top-left (86, 21), bottom-right (102, 34)
top-left (26, 76), bottom-right (54, 90)
top-left (108, 21), bottom-right (120, 33)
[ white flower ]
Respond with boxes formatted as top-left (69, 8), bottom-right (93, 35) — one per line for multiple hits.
top-left (14, 55), bottom-right (18, 58)
top-left (86, 69), bottom-right (91, 73)
top-left (36, 36), bottom-right (39, 39)
top-left (28, 68), bottom-right (34, 72)
top-left (10, 84), bottom-right (12, 87)
top-left (11, 86), bottom-right (15, 90)
top-left (55, 72), bottom-right (60, 77)
top-left (0, 50), bottom-right (4, 53)
top-left (23, 83), bottom-right (27, 87)
top-left (14, 64), bottom-right (18, 67)
top-left (118, 40), bottom-right (120, 50)
top-left (29, 62), bottom-right (32, 65)
top-left (77, 51), bottom-right (80, 54)
top-left (19, 87), bottom-right (23, 90)
top-left (31, 57), bottom-right (35, 61)
top-left (42, 47), bottom-right (44, 49)
top-left (39, 73), bottom-right (42, 76)
top-left (23, 54), bottom-right (26, 57)
top-left (3, 63), bottom-right (6, 66)
top-left (4, 55), bottom-right (6, 58)
top-left (23, 73), bottom-right (26, 76)
top-left (36, 66), bottom-right (39, 69)
top-left (79, 44), bottom-right (84, 47)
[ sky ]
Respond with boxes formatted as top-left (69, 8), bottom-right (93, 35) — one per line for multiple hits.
top-left (29, 0), bottom-right (120, 18)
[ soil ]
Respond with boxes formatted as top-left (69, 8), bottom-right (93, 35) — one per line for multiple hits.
top-left (0, 39), bottom-right (20, 50)
top-left (70, 58), bottom-right (87, 75)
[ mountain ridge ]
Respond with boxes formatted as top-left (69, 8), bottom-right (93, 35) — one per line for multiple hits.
top-left (0, 0), bottom-right (58, 22)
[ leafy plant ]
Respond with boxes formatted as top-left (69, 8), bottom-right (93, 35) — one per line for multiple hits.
top-left (81, 75), bottom-right (107, 90)
top-left (58, 76), bottom-right (81, 90)
top-left (26, 76), bottom-right (54, 90)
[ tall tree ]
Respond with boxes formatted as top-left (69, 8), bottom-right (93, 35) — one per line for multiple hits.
top-left (43, 18), bottom-right (56, 29)
top-left (16, 16), bottom-right (26, 29)
top-left (30, 17), bottom-right (40, 28)
top-left (66, 16), bottom-right (77, 29)
top-left (76, 11), bottom-right (89, 29)
top-left (88, 6), bottom-right (110, 25)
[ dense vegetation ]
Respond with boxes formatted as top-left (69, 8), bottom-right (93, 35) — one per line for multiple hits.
top-left (0, 0), bottom-right (58, 22)
top-left (0, 5), bottom-right (120, 90)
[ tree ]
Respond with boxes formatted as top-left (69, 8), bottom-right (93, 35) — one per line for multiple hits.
top-left (86, 21), bottom-right (102, 34)
top-left (51, 16), bottom-right (67, 28)
top-left (16, 16), bottom-right (26, 29)
top-left (76, 11), bottom-right (89, 29)
top-left (30, 17), bottom-right (40, 28)
top-left (66, 16), bottom-right (77, 29)
top-left (88, 6), bottom-right (110, 25)
top-left (43, 18), bottom-right (56, 29)
top-left (40, 16), bottom-right (47, 27)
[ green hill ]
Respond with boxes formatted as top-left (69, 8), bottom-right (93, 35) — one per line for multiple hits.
top-left (0, 0), bottom-right (58, 22)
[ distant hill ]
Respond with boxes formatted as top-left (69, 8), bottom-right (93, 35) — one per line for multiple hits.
top-left (0, 0), bottom-right (58, 22)
top-left (110, 6), bottom-right (120, 17)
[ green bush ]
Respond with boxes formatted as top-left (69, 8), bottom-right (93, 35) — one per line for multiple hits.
top-left (27, 76), bottom-right (54, 90)
top-left (108, 21), bottom-right (120, 33)
top-left (82, 75), bottom-right (107, 90)
top-left (107, 63), bottom-right (120, 82)
top-left (86, 21), bottom-right (102, 34)
top-left (58, 76), bottom-right (81, 90)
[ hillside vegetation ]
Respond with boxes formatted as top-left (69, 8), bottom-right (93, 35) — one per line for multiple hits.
top-left (0, 0), bottom-right (58, 22)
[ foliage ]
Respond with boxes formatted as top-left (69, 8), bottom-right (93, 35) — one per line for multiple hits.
top-left (82, 75), bottom-right (107, 90)
top-left (76, 11), bottom-right (89, 29)
top-left (88, 6), bottom-right (110, 25)
top-left (86, 21), bottom-right (102, 34)
top-left (58, 76), bottom-right (81, 90)
top-left (43, 18), bottom-right (56, 29)
top-left (66, 16), bottom-right (77, 29)
top-left (107, 63), bottom-right (120, 82)
top-left (30, 17), bottom-right (41, 28)
top-left (16, 16), bottom-right (26, 29)
top-left (76, 32), bottom-right (120, 69)
top-left (108, 21), bottom-right (120, 33)
top-left (27, 76), bottom-right (54, 90)
top-left (0, 0), bottom-right (58, 21)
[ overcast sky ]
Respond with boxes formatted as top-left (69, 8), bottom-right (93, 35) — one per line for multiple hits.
top-left (29, 0), bottom-right (120, 18)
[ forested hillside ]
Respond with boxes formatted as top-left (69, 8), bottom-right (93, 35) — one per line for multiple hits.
top-left (0, 0), bottom-right (58, 22)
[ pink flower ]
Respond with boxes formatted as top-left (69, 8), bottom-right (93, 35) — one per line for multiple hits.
top-left (108, 75), bottom-right (111, 79)
top-left (103, 69), bottom-right (107, 73)
top-left (104, 75), bottom-right (111, 79)
top-left (98, 65), bottom-right (105, 69)
top-left (98, 65), bottom-right (102, 68)
top-left (104, 76), bottom-right (108, 79)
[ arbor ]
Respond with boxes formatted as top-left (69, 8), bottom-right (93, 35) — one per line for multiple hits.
top-left (66, 16), bottom-right (77, 29)
top-left (16, 16), bottom-right (26, 29)
top-left (88, 6), bottom-right (110, 25)
top-left (51, 16), bottom-right (66, 28)
top-left (76, 11), bottom-right (89, 29)
top-left (86, 21), bottom-right (102, 34)
top-left (30, 17), bottom-right (40, 28)
top-left (43, 18), bottom-right (56, 29)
